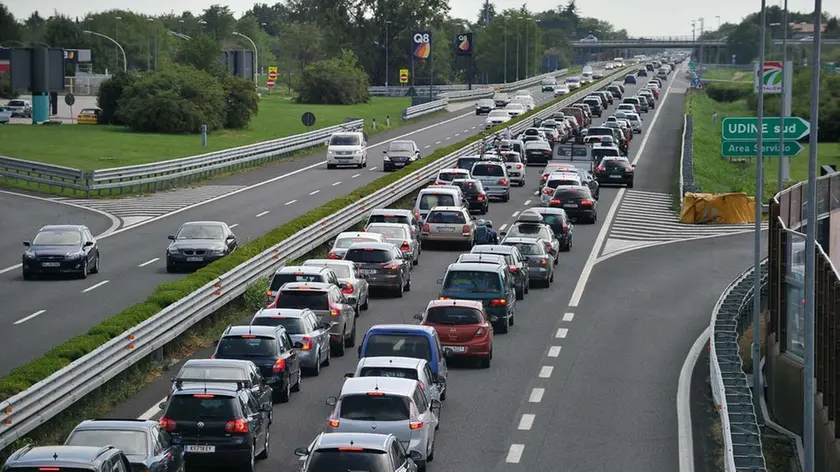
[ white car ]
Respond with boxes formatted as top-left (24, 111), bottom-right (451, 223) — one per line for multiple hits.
top-left (485, 110), bottom-right (512, 129)
top-left (514, 97), bottom-right (536, 111)
top-left (504, 102), bottom-right (526, 117)
top-left (554, 84), bottom-right (570, 96)
top-left (326, 131), bottom-right (367, 169)
top-left (580, 74), bottom-right (593, 84)
top-left (514, 89), bottom-right (532, 98)
top-left (565, 77), bottom-right (581, 90)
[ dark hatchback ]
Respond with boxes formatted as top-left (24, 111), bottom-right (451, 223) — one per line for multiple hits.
top-left (65, 419), bottom-right (184, 472)
top-left (22, 224), bottom-right (100, 279)
top-left (344, 242), bottom-right (412, 297)
top-left (637, 68), bottom-right (648, 76)
top-left (455, 155), bottom-right (482, 171)
top-left (549, 185), bottom-right (598, 223)
top-left (166, 221), bottom-right (237, 272)
top-left (527, 207), bottom-right (574, 251)
top-left (451, 178), bottom-right (489, 214)
top-left (524, 141), bottom-right (553, 165)
top-left (2, 445), bottom-right (132, 472)
top-left (594, 156), bottom-right (635, 188)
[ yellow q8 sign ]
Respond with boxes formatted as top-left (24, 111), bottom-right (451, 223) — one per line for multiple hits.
top-left (399, 69), bottom-right (409, 84)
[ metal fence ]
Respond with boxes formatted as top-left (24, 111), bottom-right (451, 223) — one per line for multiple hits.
top-left (64, 74), bottom-right (112, 96)
top-left (0, 65), bottom-right (634, 452)
top-left (402, 98), bottom-right (449, 120)
top-left (0, 120), bottom-right (364, 196)
top-left (369, 68), bottom-right (572, 99)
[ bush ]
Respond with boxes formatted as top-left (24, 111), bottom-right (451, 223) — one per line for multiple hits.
top-left (96, 71), bottom-right (135, 125)
top-left (705, 82), bottom-right (753, 103)
top-left (222, 76), bottom-right (259, 129)
top-left (297, 50), bottom-right (371, 105)
top-left (0, 72), bottom-right (17, 99)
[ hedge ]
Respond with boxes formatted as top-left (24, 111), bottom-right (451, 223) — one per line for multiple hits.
top-left (0, 69), bottom-right (615, 401)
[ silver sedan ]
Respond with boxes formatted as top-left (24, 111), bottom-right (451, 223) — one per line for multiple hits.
top-left (250, 308), bottom-right (332, 375)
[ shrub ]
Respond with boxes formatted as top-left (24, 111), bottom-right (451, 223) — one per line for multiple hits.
top-left (222, 76), bottom-right (260, 129)
top-left (705, 82), bottom-right (752, 103)
top-left (297, 50), bottom-right (371, 105)
top-left (96, 71), bottom-right (135, 125)
top-left (0, 72), bottom-right (17, 99)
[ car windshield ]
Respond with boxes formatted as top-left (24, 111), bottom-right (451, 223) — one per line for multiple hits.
top-left (66, 430), bottom-right (148, 456)
top-left (478, 100), bottom-right (494, 106)
top-left (425, 306), bottom-right (483, 325)
top-left (587, 128), bottom-right (612, 136)
top-left (368, 226), bottom-right (408, 240)
top-left (177, 224), bottom-right (224, 240)
top-left (345, 248), bottom-right (392, 263)
top-left (177, 366), bottom-right (246, 381)
top-left (306, 450), bottom-right (390, 472)
top-left (270, 273), bottom-right (324, 291)
top-left (339, 394), bottom-right (411, 421)
top-left (443, 270), bottom-right (502, 293)
top-left (330, 135), bottom-right (360, 146)
top-left (275, 290), bottom-right (329, 310)
top-left (334, 236), bottom-right (377, 249)
top-left (389, 142), bottom-right (413, 152)
top-left (251, 316), bottom-right (305, 334)
top-left (358, 367), bottom-right (419, 380)
top-left (217, 336), bottom-right (278, 357)
top-left (419, 193), bottom-right (455, 209)
top-left (32, 230), bottom-right (81, 246)
top-left (166, 395), bottom-right (236, 420)
top-left (554, 188), bottom-right (591, 199)
top-left (505, 104), bottom-right (523, 110)
top-left (364, 333), bottom-right (433, 360)
top-left (427, 211), bottom-right (466, 224)
top-left (504, 242), bottom-right (542, 255)
top-left (472, 164), bottom-right (504, 177)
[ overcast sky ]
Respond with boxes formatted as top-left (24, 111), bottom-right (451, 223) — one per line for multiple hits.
top-left (4, 0), bottom-right (838, 37)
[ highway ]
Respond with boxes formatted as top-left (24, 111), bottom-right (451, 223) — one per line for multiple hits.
top-left (103, 73), bottom-right (708, 471)
top-left (0, 74), bottom-right (580, 376)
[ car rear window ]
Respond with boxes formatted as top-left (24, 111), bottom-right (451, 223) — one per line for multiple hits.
top-left (335, 236), bottom-right (378, 248)
top-left (419, 193), bottom-right (456, 209)
top-left (604, 158), bottom-right (631, 169)
top-left (471, 248), bottom-right (514, 264)
top-left (177, 366), bottom-right (246, 381)
top-left (306, 450), bottom-right (389, 472)
top-left (367, 226), bottom-right (408, 240)
top-left (251, 316), bottom-right (306, 334)
top-left (217, 336), bottom-right (278, 357)
top-left (339, 394), bottom-right (411, 421)
top-left (438, 171), bottom-right (463, 182)
top-left (66, 429), bottom-right (149, 456)
top-left (457, 157), bottom-right (481, 169)
top-left (358, 367), bottom-right (419, 380)
top-left (166, 395), bottom-right (236, 420)
top-left (503, 153), bottom-right (522, 163)
top-left (453, 180), bottom-right (481, 194)
top-left (547, 178), bottom-right (579, 188)
top-left (593, 148), bottom-right (620, 160)
top-left (305, 263), bottom-right (352, 278)
top-left (472, 164), bottom-right (505, 176)
top-left (443, 270), bottom-right (502, 293)
top-left (275, 290), bottom-right (330, 310)
top-left (504, 241), bottom-right (542, 255)
top-left (553, 187), bottom-right (591, 199)
top-left (269, 273), bottom-right (325, 291)
top-left (364, 333), bottom-right (432, 361)
top-left (587, 128), bottom-right (612, 136)
top-left (427, 211), bottom-right (466, 224)
top-left (345, 248), bottom-right (393, 263)
top-left (425, 306), bottom-right (483, 324)
top-left (526, 144), bottom-right (551, 153)
top-left (368, 214), bottom-right (410, 226)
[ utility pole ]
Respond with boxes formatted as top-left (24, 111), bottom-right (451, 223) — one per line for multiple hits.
top-left (777, 0), bottom-right (791, 190)
top-left (698, 17), bottom-right (705, 64)
top-left (525, 20), bottom-right (529, 78)
top-left (115, 16), bottom-right (122, 68)
top-left (516, 21), bottom-right (520, 81)
top-left (752, 0), bottom-right (767, 423)
top-left (716, 16), bottom-right (722, 64)
top-left (691, 21), bottom-right (696, 61)
top-left (385, 20), bottom-right (392, 87)
top-left (504, 17), bottom-right (508, 83)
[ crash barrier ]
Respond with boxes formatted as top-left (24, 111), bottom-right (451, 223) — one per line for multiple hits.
top-left (679, 192), bottom-right (756, 224)
top-left (679, 114), bottom-right (699, 200)
top-left (369, 68), bottom-right (569, 99)
top-left (402, 98), bottom-right (449, 120)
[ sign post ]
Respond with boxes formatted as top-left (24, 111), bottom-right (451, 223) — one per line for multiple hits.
top-left (267, 66), bottom-right (278, 90)
top-left (455, 33), bottom-right (473, 90)
top-left (412, 31), bottom-right (432, 99)
top-left (64, 93), bottom-right (75, 124)
top-left (399, 69), bottom-right (409, 85)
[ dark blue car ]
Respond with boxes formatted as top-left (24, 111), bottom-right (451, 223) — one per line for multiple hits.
top-left (624, 74), bottom-right (637, 84)
top-left (65, 419), bottom-right (184, 472)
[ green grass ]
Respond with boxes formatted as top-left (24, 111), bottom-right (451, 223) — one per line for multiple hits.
top-left (702, 67), bottom-right (751, 83)
top-left (0, 95), bottom-right (413, 170)
top-left (686, 91), bottom-right (840, 200)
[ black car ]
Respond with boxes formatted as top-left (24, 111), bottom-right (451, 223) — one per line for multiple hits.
top-left (594, 156), bottom-right (635, 188)
top-left (639, 94), bottom-right (655, 109)
top-left (646, 63), bottom-right (655, 71)
top-left (22, 224), bottom-right (100, 279)
top-left (524, 140), bottom-right (553, 165)
top-left (637, 69), bottom-right (648, 77)
top-left (451, 178), bottom-right (489, 214)
top-left (606, 85), bottom-right (622, 99)
top-left (527, 207), bottom-right (574, 251)
top-left (474, 98), bottom-right (495, 115)
top-left (549, 185), bottom-right (598, 223)
top-left (169, 358), bottom-right (274, 414)
top-left (455, 156), bottom-right (482, 171)
top-left (582, 98), bottom-right (602, 117)
top-left (65, 419), bottom-right (184, 472)
top-left (166, 221), bottom-right (237, 272)
top-left (2, 445), bottom-right (132, 472)
top-left (159, 384), bottom-right (271, 470)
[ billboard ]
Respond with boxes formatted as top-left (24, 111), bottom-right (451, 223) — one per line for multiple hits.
top-left (412, 31), bottom-right (432, 60)
top-left (754, 60), bottom-right (792, 94)
top-left (455, 33), bottom-right (473, 56)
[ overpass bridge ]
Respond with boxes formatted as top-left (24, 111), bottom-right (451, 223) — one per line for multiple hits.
top-left (571, 35), bottom-right (840, 48)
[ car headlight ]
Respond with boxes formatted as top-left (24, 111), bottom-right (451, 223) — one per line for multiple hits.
top-left (210, 249), bottom-right (226, 255)
top-left (66, 252), bottom-right (85, 260)
top-left (167, 248), bottom-right (180, 255)
top-left (24, 252), bottom-right (36, 259)
top-left (383, 155), bottom-right (390, 161)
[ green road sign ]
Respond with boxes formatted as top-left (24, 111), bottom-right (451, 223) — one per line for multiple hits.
top-left (721, 139), bottom-right (805, 158)
top-left (824, 63), bottom-right (837, 73)
top-left (721, 116), bottom-right (810, 141)
top-left (689, 61), bottom-right (696, 71)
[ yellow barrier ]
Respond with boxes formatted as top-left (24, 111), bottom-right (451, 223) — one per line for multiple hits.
top-left (679, 192), bottom-right (756, 224)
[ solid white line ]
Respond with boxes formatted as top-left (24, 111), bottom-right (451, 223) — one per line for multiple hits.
top-left (255, 210), bottom-right (270, 217)
top-left (505, 444), bottom-right (525, 463)
top-left (309, 190), bottom-right (320, 196)
top-left (138, 258), bottom-right (159, 267)
top-left (138, 396), bottom-right (168, 420)
top-left (555, 328), bottom-right (568, 338)
top-left (518, 414), bottom-right (535, 430)
top-left (539, 366), bottom-right (554, 378)
top-left (528, 388), bottom-right (545, 403)
top-left (351, 173), bottom-right (361, 178)
top-left (548, 346), bottom-right (562, 357)
top-left (369, 167), bottom-right (378, 171)
top-left (285, 200), bottom-right (297, 205)
top-left (332, 181), bottom-right (342, 186)
top-left (563, 312), bottom-right (575, 322)
top-left (14, 310), bottom-right (46, 325)
top-left (82, 280), bottom-right (110, 293)
top-left (524, 199), bottom-right (531, 206)
top-left (228, 223), bottom-right (239, 229)
top-left (677, 326), bottom-right (709, 472)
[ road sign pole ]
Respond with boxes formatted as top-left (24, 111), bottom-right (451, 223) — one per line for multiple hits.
top-left (778, 0), bottom-right (790, 191)
top-left (752, 0), bottom-right (766, 416)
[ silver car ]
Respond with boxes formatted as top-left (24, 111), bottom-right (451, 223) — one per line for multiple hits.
top-left (348, 356), bottom-right (441, 406)
top-left (0, 106), bottom-right (10, 124)
top-left (251, 308), bottom-right (332, 374)
top-left (6, 99), bottom-right (31, 118)
top-left (500, 236), bottom-right (556, 287)
top-left (325, 377), bottom-right (440, 469)
top-left (303, 259), bottom-right (370, 314)
top-left (470, 161), bottom-right (511, 201)
top-left (365, 223), bottom-right (420, 266)
top-left (421, 206), bottom-right (476, 249)
top-left (625, 113), bottom-right (643, 133)
top-left (328, 231), bottom-right (386, 260)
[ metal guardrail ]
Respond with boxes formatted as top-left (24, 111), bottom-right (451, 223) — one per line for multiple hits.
top-left (709, 261), bottom-right (769, 472)
top-left (679, 114), bottom-right (699, 201)
top-left (370, 68), bottom-right (574, 99)
top-left (436, 88), bottom-right (495, 102)
top-left (402, 98), bottom-right (449, 120)
top-left (0, 65), bottom-right (633, 452)
top-left (0, 120), bottom-right (364, 195)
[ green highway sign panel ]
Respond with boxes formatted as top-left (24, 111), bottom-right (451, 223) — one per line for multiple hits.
top-left (689, 61), bottom-right (696, 70)
top-left (721, 139), bottom-right (805, 158)
top-left (722, 116), bottom-right (810, 141)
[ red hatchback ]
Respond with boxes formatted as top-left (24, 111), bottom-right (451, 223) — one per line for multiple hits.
top-left (414, 299), bottom-right (494, 368)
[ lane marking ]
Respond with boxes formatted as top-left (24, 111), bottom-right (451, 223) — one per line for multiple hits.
top-left (539, 366), bottom-right (554, 378)
top-left (455, 133), bottom-right (460, 137)
top-left (505, 444), bottom-right (524, 464)
top-left (424, 145), bottom-right (431, 149)
top-left (463, 129), bottom-right (469, 133)
top-left (511, 211), bottom-right (520, 218)
top-left (518, 414), bottom-right (535, 431)
top-left (285, 200), bottom-right (297, 205)
top-left (528, 387), bottom-right (544, 403)
top-left (332, 181), bottom-right (342, 186)
top-left (14, 310), bottom-right (46, 325)
top-left (563, 312), bottom-right (575, 322)
top-left (139, 396), bottom-right (168, 420)
top-left (309, 190), bottom-right (320, 196)
top-left (255, 210), bottom-right (270, 218)
top-left (436, 141), bottom-right (442, 144)
top-left (446, 136), bottom-right (452, 140)
top-left (82, 280), bottom-right (110, 293)
top-left (555, 328), bottom-right (568, 338)
top-left (548, 346), bottom-right (562, 357)
top-left (138, 258), bottom-right (159, 267)
top-left (229, 223), bottom-right (239, 229)
top-left (677, 326), bottom-right (709, 472)
top-left (351, 173), bottom-right (361, 179)
top-left (499, 223), bottom-right (508, 232)
top-left (369, 167), bottom-right (378, 171)
top-left (524, 199), bottom-right (531, 206)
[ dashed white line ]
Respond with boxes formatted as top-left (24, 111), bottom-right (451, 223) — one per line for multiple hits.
top-left (518, 414), bottom-right (535, 431)
top-left (463, 129), bottom-right (469, 133)
top-left (228, 223), bottom-right (239, 229)
top-left (255, 210), bottom-right (270, 217)
top-left (446, 136), bottom-right (452, 140)
top-left (424, 145), bottom-right (431, 149)
top-left (436, 141), bottom-right (442, 144)
top-left (505, 444), bottom-right (525, 463)
top-left (332, 181), bottom-right (342, 186)
top-left (529, 388), bottom-right (545, 403)
top-left (455, 133), bottom-right (460, 137)
top-left (369, 167), bottom-right (378, 171)
top-left (548, 346), bottom-right (562, 357)
top-left (351, 174), bottom-right (361, 179)
top-left (512, 211), bottom-right (520, 218)
top-left (14, 310), bottom-right (45, 325)
top-left (472, 125), bottom-right (477, 129)
top-left (556, 328), bottom-right (569, 338)
top-left (524, 199), bottom-right (532, 206)
top-left (82, 280), bottom-right (110, 293)
top-left (138, 258), bottom-right (159, 268)
top-left (563, 312), bottom-right (575, 322)
top-left (285, 200), bottom-right (297, 205)
top-left (499, 223), bottom-right (508, 232)
top-left (539, 366), bottom-right (554, 378)
top-left (309, 190), bottom-right (320, 196)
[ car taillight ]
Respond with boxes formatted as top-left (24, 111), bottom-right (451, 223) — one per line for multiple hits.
top-left (328, 252), bottom-right (341, 259)
top-left (489, 298), bottom-right (507, 307)
top-left (342, 283), bottom-right (354, 294)
top-left (498, 178), bottom-right (509, 185)
top-left (476, 327), bottom-right (487, 336)
top-left (159, 417), bottom-right (177, 432)
top-left (539, 258), bottom-right (548, 265)
top-left (300, 336), bottom-right (313, 351)
top-left (224, 418), bottom-right (249, 433)
top-left (508, 265), bottom-right (519, 272)
top-left (596, 165), bottom-right (606, 172)
top-left (462, 225), bottom-right (471, 235)
top-left (516, 163), bottom-right (523, 169)
top-left (400, 241), bottom-right (411, 251)
top-left (550, 199), bottom-right (562, 205)
top-left (477, 193), bottom-right (486, 201)
top-left (273, 358), bottom-right (286, 373)
top-left (383, 263), bottom-right (401, 271)
top-left (562, 224), bottom-right (569, 231)
top-left (409, 402), bottom-right (424, 430)
top-left (543, 188), bottom-right (553, 195)
top-left (422, 224), bottom-right (430, 232)
top-left (581, 200), bottom-right (594, 206)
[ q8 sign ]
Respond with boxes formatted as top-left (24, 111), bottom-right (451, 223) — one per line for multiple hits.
top-left (412, 31), bottom-right (432, 59)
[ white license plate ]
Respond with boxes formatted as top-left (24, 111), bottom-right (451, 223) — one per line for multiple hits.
top-left (565, 204), bottom-right (578, 208)
top-left (186, 257), bottom-right (204, 262)
top-left (41, 262), bottom-right (60, 267)
top-left (185, 445), bottom-right (215, 453)
top-left (610, 175), bottom-right (623, 179)
top-left (360, 269), bottom-right (377, 275)
top-left (394, 162), bottom-right (405, 167)
top-left (444, 345), bottom-right (466, 353)
top-left (437, 227), bottom-right (455, 232)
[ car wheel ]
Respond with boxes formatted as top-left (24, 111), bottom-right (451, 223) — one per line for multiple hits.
top-left (346, 323), bottom-right (356, 347)
top-left (361, 295), bottom-right (369, 311)
top-left (404, 276), bottom-right (411, 292)
top-left (627, 180), bottom-right (634, 189)
top-left (497, 319), bottom-right (509, 334)
top-left (333, 336), bottom-right (346, 356)
top-left (90, 254), bottom-right (100, 274)
top-left (292, 370), bottom-right (301, 392)
top-left (78, 259), bottom-right (88, 279)
top-left (311, 353), bottom-right (321, 376)
top-left (480, 354), bottom-right (491, 368)
top-left (323, 345), bottom-right (331, 366)
top-left (256, 426), bottom-right (270, 459)
top-left (516, 286), bottom-right (524, 300)
top-left (524, 278), bottom-right (530, 294)
top-left (244, 444), bottom-right (256, 472)
top-left (275, 377), bottom-right (291, 403)
top-left (550, 272), bottom-right (555, 283)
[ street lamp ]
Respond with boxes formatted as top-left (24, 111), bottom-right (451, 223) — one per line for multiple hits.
top-left (534, 20), bottom-right (541, 74)
top-left (115, 16), bottom-right (122, 67)
top-left (503, 17), bottom-right (508, 83)
top-left (168, 31), bottom-right (192, 40)
top-left (232, 31), bottom-right (259, 85)
top-left (260, 23), bottom-right (267, 75)
top-left (84, 30), bottom-right (126, 72)
top-left (385, 20), bottom-right (392, 87)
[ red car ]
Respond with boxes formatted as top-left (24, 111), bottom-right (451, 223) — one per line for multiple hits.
top-left (414, 299), bottom-right (494, 368)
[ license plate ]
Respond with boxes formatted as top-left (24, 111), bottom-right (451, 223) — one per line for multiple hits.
top-left (609, 175), bottom-right (622, 179)
top-left (185, 445), bottom-right (215, 453)
top-left (41, 262), bottom-right (60, 267)
top-left (444, 345), bottom-right (466, 353)
top-left (394, 162), bottom-right (405, 167)
top-left (186, 257), bottom-right (204, 262)
top-left (565, 204), bottom-right (579, 208)
top-left (360, 269), bottom-right (376, 275)
top-left (437, 227), bottom-right (455, 232)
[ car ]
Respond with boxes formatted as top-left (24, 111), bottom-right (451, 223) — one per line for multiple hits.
top-left (592, 144), bottom-right (623, 165)
top-left (158, 384), bottom-right (271, 470)
top-left (592, 71), bottom-right (604, 79)
top-left (580, 73), bottom-right (593, 84)
top-left (541, 78), bottom-right (557, 91)
top-left (344, 242), bottom-right (412, 297)
top-left (421, 206), bottom-right (476, 249)
top-left (539, 162), bottom-right (577, 187)
top-left (325, 377), bottom-right (440, 470)
top-left (212, 324), bottom-right (303, 402)
top-left (500, 211), bottom-right (561, 261)
top-left (327, 231), bottom-right (387, 260)
top-left (606, 85), bottom-right (623, 99)
top-left (22, 224), bottom-right (100, 280)
top-left (594, 155), bottom-right (636, 188)
top-left (595, 90), bottom-right (614, 105)
top-left (526, 207), bottom-right (574, 251)
top-left (474, 98), bottom-right (496, 115)
top-left (565, 76), bottom-right (582, 89)
top-left (303, 259), bottom-right (371, 313)
top-left (327, 131), bottom-right (368, 169)
top-left (637, 68), bottom-right (648, 77)
top-left (266, 281), bottom-right (357, 355)
top-left (414, 299), bottom-right (494, 367)
top-left (616, 103), bottom-right (637, 114)
top-left (625, 96), bottom-right (648, 113)
top-left (504, 102), bottom-right (526, 117)
top-left (500, 150), bottom-right (527, 186)
top-left (646, 63), bottom-right (655, 72)
top-left (523, 140), bottom-right (553, 166)
top-left (451, 178), bottom-right (489, 214)
top-left (638, 93), bottom-right (655, 109)
top-left (2, 445), bottom-right (133, 472)
top-left (0, 106), bottom-right (12, 124)
top-left (251, 308), bottom-right (332, 375)
top-left (515, 96), bottom-right (536, 111)
top-left (413, 186), bottom-right (466, 222)
top-left (438, 262), bottom-right (517, 333)
top-left (6, 99), bottom-right (32, 117)
top-left (586, 93), bottom-right (608, 108)
top-left (383, 140), bottom-right (420, 171)
top-left (455, 155), bottom-right (483, 171)
top-left (167, 358), bottom-right (272, 408)
top-left (561, 106), bottom-right (585, 128)
top-left (625, 113), bottom-right (643, 133)
top-left (540, 171), bottom-right (582, 206)
top-left (265, 265), bottom-right (341, 306)
top-left (582, 97), bottom-right (603, 117)
top-left (348, 356), bottom-right (442, 405)
top-left (365, 209), bottom-right (421, 237)
top-left (294, 433), bottom-right (423, 472)
top-left (165, 221), bottom-right (237, 273)
top-left (366, 222), bottom-right (420, 266)
top-left (455, 252), bottom-right (518, 291)
top-left (433, 168), bottom-right (471, 186)
top-left (500, 237), bottom-right (556, 287)
top-left (492, 92), bottom-right (511, 107)
top-left (553, 83), bottom-right (570, 96)
top-left (65, 419), bottom-right (184, 472)
top-left (548, 185), bottom-right (598, 223)
top-left (470, 245), bottom-right (529, 299)
top-left (485, 109), bottom-right (512, 128)
top-left (470, 161), bottom-right (511, 201)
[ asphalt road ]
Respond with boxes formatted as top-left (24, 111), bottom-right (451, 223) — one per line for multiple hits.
top-left (0, 71), bottom-right (609, 376)
top-left (105, 75), bottom-right (671, 471)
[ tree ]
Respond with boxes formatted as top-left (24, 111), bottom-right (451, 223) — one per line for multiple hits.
top-left (42, 15), bottom-right (84, 48)
top-left (476, 1), bottom-right (496, 27)
top-left (200, 5), bottom-right (236, 40)
top-left (221, 76), bottom-right (260, 128)
top-left (726, 21), bottom-right (762, 64)
top-left (96, 71), bottom-right (135, 125)
top-left (279, 22), bottom-right (324, 74)
top-left (22, 12), bottom-right (46, 43)
top-left (174, 35), bottom-right (225, 78)
top-left (296, 50), bottom-right (370, 105)
top-left (0, 4), bottom-right (22, 44)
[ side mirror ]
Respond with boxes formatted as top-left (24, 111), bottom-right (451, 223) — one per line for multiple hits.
top-left (226, 235), bottom-right (235, 240)
top-left (409, 450), bottom-right (423, 462)
top-left (500, 230), bottom-right (507, 236)
top-left (346, 296), bottom-right (358, 306)
top-left (631, 164), bottom-right (636, 167)
top-left (83, 241), bottom-right (94, 247)
top-left (294, 447), bottom-right (309, 457)
top-left (325, 396), bottom-right (338, 407)
top-left (167, 235), bottom-right (175, 240)
top-left (293, 341), bottom-right (304, 349)
top-left (382, 150), bottom-right (387, 154)
top-left (324, 139), bottom-right (330, 146)
top-left (22, 241), bottom-right (31, 247)
top-left (159, 402), bottom-right (167, 410)
top-left (344, 372), bottom-right (355, 378)
top-left (413, 313), bottom-right (423, 321)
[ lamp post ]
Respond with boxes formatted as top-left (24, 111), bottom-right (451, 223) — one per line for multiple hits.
top-left (503, 17), bottom-right (508, 83)
top-left (385, 20), bottom-right (392, 87)
top-left (534, 20), bottom-right (540, 74)
top-left (516, 20), bottom-right (520, 81)
top-left (752, 0), bottom-right (767, 428)
top-left (84, 30), bottom-right (126, 72)
top-left (716, 15), bottom-right (722, 64)
top-left (232, 31), bottom-right (258, 85)
top-left (777, 0), bottom-right (790, 189)
top-left (525, 19), bottom-right (529, 78)
top-left (691, 21), bottom-right (696, 60)
top-left (698, 17), bottom-right (705, 64)
top-left (115, 16), bottom-right (122, 67)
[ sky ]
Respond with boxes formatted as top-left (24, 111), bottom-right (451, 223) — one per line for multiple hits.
top-left (4, 0), bottom-right (839, 37)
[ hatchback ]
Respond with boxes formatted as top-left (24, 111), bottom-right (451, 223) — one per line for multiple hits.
top-left (365, 209), bottom-right (421, 237)
top-left (527, 207), bottom-right (574, 251)
top-left (349, 357), bottom-right (441, 405)
top-left (523, 140), bottom-right (553, 166)
top-left (265, 265), bottom-right (341, 306)
top-left (413, 187), bottom-right (465, 223)
top-left (415, 299), bottom-right (493, 367)
top-left (500, 151), bottom-right (527, 186)
top-left (501, 237), bottom-right (556, 287)
top-left (251, 308), bottom-right (332, 375)
top-left (328, 231), bottom-right (386, 260)
top-left (450, 178), bottom-right (489, 214)
top-left (344, 242), bottom-right (412, 297)
top-left (539, 162), bottom-right (577, 187)
top-left (540, 171), bottom-right (582, 206)
top-left (167, 358), bottom-right (272, 410)
top-left (433, 168), bottom-right (471, 186)
top-left (470, 161), bottom-right (510, 201)
top-left (65, 419), bottom-right (184, 472)
top-left (2, 445), bottom-right (132, 472)
top-left (438, 262), bottom-right (516, 333)
top-left (595, 156), bottom-right (636, 188)
top-left (501, 212), bottom-right (561, 261)
top-left (625, 113), bottom-right (643, 133)
top-left (382, 140), bottom-right (420, 171)
top-left (421, 206), bottom-right (476, 249)
top-left (366, 222), bottom-right (420, 266)
top-left (470, 245), bottom-right (529, 299)
top-left (549, 185), bottom-right (598, 223)
top-left (303, 259), bottom-right (370, 313)
top-left (22, 224), bottom-right (100, 279)
top-left (295, 432), bottom-right (422, 472)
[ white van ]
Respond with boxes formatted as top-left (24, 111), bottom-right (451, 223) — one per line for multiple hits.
top-left (326, 131), bottom-right (368, 169)
top-left (413, 186), bottom-right (465, 223)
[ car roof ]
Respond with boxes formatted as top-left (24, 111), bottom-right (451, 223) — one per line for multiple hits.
top-left (276, 265), bottom-right (330, 274)
top-left (181, 358), bottom-right (253, 370)
top-left (447, 262), bottom-right (504, 273)
top-left (313, 432), bottom-right (394, 452)
top-left (456, 253), bottom-right (506, 264)
top-left (72, 419), bottom-right (157, 433)
top-left (304, 259), bottom-right (357, 268)
top-left (224, 325), bottom-right (282, 337)
top-left (603, 155), bottom-right (630, 161)
top-left (279, 281), bottom-right (333, 291)
top-left (340, 376), bottom-right (419, 397)
top-left (253, 308), bottom-right (311, 319)
top-left (180, 221), bottom-right (226, 227)
top-left (367, 324), bottom-right (437, 335)
top-left (346, 242), bottom-right (395, 251)
top-left (337, 231), bottom-right (382, 239)
top-left (420, 187), bottom-right (461, 194)
top-left (425, 298), bottom-right (485, 310)
top-left (357, 356), bottom-right (425, 370)
top-left (38, 224), bottom-right (86, 232)
top-left (503, 237), bottom-right (542, 244)
top-left (429, 206), bottom-right (465, 212)
top-left (365, 222), bottom-right (411, 230)
top-left (472, 244), bottom-right (515, 254)
top-left (8, 445), bottom-right (116, 466)
top-left (369, 209), bottom-right (412, 216)
top-left (390, 140), bottom-right (415, 146)
top-left (332, 131), bottom-right (363, 136)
